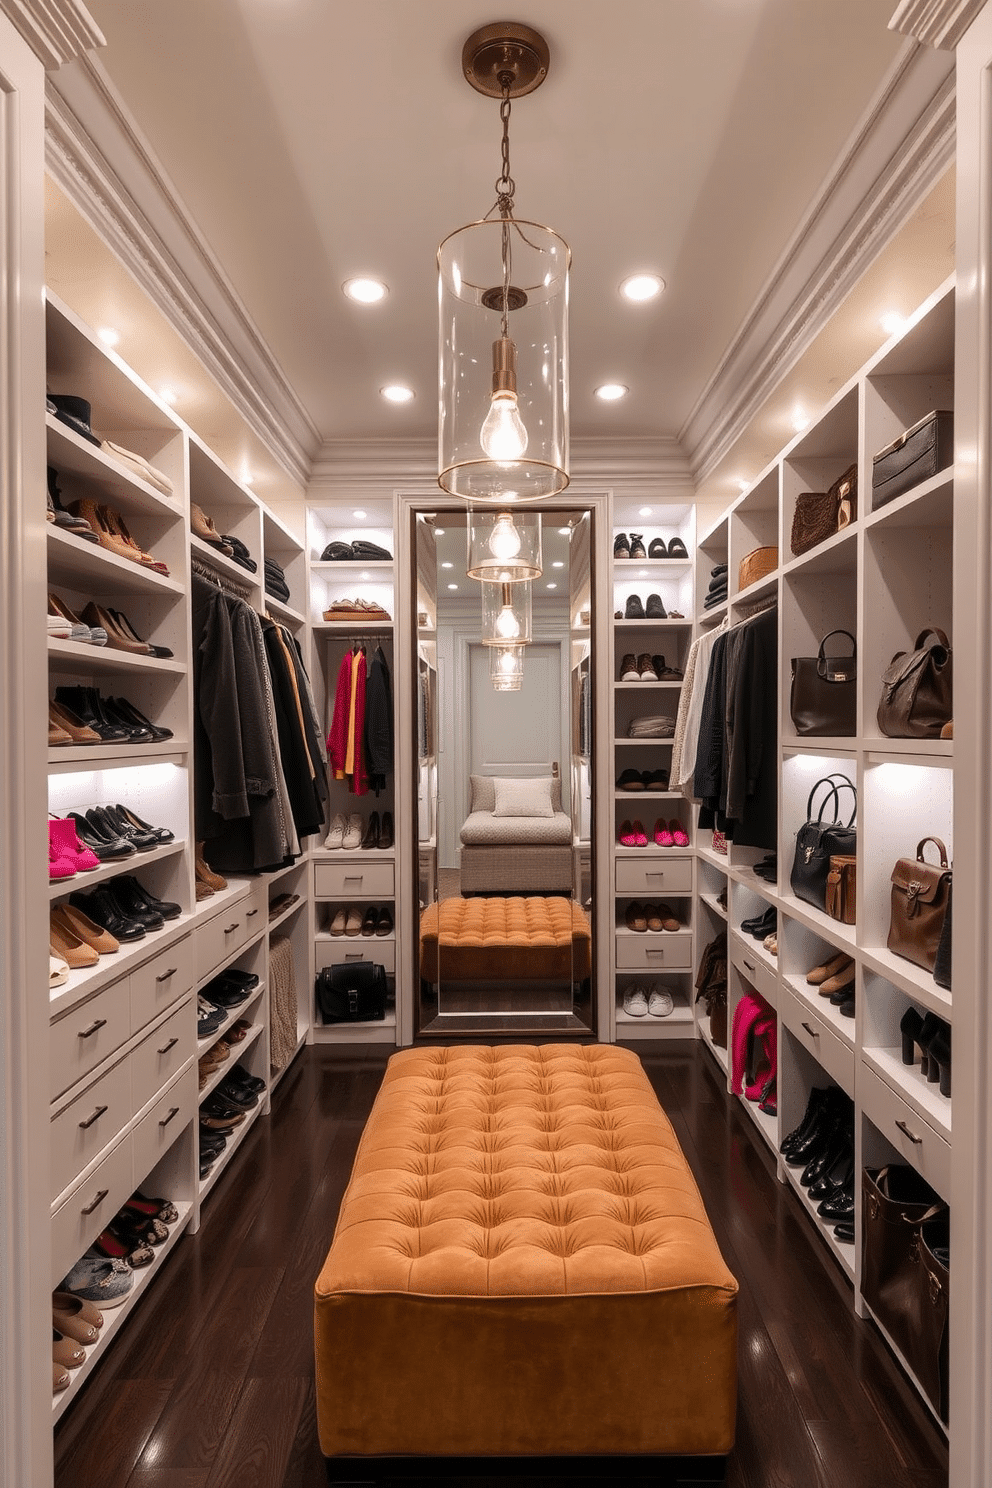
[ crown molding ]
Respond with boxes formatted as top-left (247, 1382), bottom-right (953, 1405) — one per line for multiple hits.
top-left (44, 53), bottom-right (319, 488)
top-left (680, 39), bottom-right (955, 485)
top-left (889, 0), bottom-right (986, 48)
top-left (0, 0), bottom-right (102, 70)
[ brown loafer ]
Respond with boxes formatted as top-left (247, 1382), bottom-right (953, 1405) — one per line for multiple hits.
top-left (625, 901), bottom-right (647, 933)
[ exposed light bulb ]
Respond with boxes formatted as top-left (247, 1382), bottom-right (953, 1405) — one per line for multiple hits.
top-left (488, 512), bottom-right (522, 561)
top-left (498, 648), bottom-right (520, 675)
top-left (481, 391), bottom-right (528, 461)
top-left (495, 603), bottom-right (520, 639)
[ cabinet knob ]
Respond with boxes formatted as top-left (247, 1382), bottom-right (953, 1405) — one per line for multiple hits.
top-left (896, 1119), bottom-right (923, 1146)
top-left (80, 1187), bottom-right (109, 1216)
top-left (157, 1036), bottom-right (180, 1055)
top-left (77, 1018), bottom-right (107, 1039)
top-left (155, 967), bottom-right (178, 983)
top-left (78, 1104), bottom-right (108, 1131)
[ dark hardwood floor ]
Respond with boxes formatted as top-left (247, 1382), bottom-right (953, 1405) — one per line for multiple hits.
top-left (53, 1041), bottom-right (949, 1488)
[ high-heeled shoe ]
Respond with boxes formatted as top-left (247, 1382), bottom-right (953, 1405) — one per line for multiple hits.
top-left (106, 696), bottom-right (173, 742)
top-left (108, 608), bottom-right (174, 658)
top-left (899, 1005), bottom-right (925, 1066)
top-left (918, 1012), bottom-right (943, 1083)
top-left (54, 685), bottom-right (130, 744)
top-left (115, 804), bottom-right (174, 843)
top-left (99, 505), bottom-right (169, 574)
top-left (48, 700), bottom-right (102, 746)
top-left (360, 811), bottom-right (380, 850)
top-left (927, 1023), bottom-right (951, 1097)
top-left (378, 811), bottom-right (394, 850)
top-left (79, 601), bottom-right (151, 655)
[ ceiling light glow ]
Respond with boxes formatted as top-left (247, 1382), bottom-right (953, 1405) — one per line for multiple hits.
top-left (353, 510), bottom-right (367, 520)
top-left (881, 311), bottom-right (907, 336)
top-left (159, 387), bottom-right (178, 406)
top-left (620, 274), bottom-right (664, 302)
top-left (344, 277), bottom-right (388, 303)
top-left (595, 383), bottom-right (628, 401)
top-left (381, 385), bottom-right (414, 403)
top-left (98, 328), bottom-right (120, 347)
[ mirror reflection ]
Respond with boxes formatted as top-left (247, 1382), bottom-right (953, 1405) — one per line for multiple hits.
top-left (414, 507), bottom-right (595, 1036)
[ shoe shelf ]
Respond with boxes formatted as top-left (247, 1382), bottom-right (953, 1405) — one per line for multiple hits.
top-left (781, 1164), bottom-right (856, 1283)
top-left (858, 944), bottom-right (951, 1014)
top-left (781, 973), bottom-right (856, 1048)
top-left (729, 863), bottom-right (781, 897)
top-left (198, 1015), bottom-right (264, 1104)
top-left (47, 638), bottom-right (186, 679)
top-left (48, 838), bottom-right (187, 902)
top-left (188, 531), bottom-right (263, 594)
top-left (47, 526), bottom-right (186, 598)
top-left (50, 1196), bottom-right (194, 1423)
top-left (612, 617), bottom-right (692, 631)
top-left (49, 911), bottom-right (197, 1017)
top-left (265, 594), bottom-right (306, 628)
top-left (187, 873), bottom-right (257, 927)
top-left (46, 417), bottom-right (181, 516)
top-left (862, 1045), bottom-right (951, 1140)
top-left (614, 680), bottom-right (683, 692)
top-left (613, 789), bottom-right (682, 802)
top-left (616, 1004), bottom-right (694, 1036)
top-left (699, 891), bottom-right (727, 920)
top-left (196, 982), bottom-right (265, 1059)
top-left (48, 743), bottom-right (190, 773)
top-left (198, 1096), bottom-right (266, 1200)
top-left (267, 895), bottom-right (306, 934)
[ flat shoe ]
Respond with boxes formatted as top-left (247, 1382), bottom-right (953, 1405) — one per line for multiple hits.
top-left (649, 902), bottom-right (681, 932)
top-left (624, 594), bottom-right (645, 619)
top-left (653, 819), bottom-right (674, 847)
top-left (806, 950), bottom-right (851, 986)
top-left (622, 988), bottom-right (648, 1016)
top-left (329, 907), bottom-right (347, 936)
top-left (616, 769), bottom-right (645, 791)
top-left (625, 901), bottom-right (647, 933)
top-left (52, 1292), bottom-right (103, 1341)
top-left (668, 537), bottom-right (689, 558)
top-left (668, 818), bottom-right (690, 846)
top-left (648, 986), bottom-right (675, 1017)
top-left (52, 1327), bottom-right (86, 1369)
top-left (647, 538), bottom-right (667, 557)
top-left (344, 906), bottom-right (363, 936)
top-left (645, 593), bottom-right (667, 618)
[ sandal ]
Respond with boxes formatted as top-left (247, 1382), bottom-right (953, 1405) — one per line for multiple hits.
top-left (101, 506), bottom-right (169, 574)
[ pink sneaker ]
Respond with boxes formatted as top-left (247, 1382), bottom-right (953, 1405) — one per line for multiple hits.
top-left (654, 818), bottom-right (674, 847)
top-left (669, 818), bottom-right (690, 847)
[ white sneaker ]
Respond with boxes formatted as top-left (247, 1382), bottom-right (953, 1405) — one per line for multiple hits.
top-left (648, 985), bottom-right (674, 1018)
top-left (341, 813), bottom-right (363, 850)
top-left (622, 987), bottom-right (648, 1016)
top-left (324, 813), bottom-right (346, 850)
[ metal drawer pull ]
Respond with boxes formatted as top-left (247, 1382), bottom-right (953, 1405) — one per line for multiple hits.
top-left (78, 1105), bottom-right (108, 1130)
top-left (343, 875), bottom-right (364, 885)
top-left (224, 922), bottom-right (239, 934)
top-left (80, 1188), bottom-right (109, 1215)
top-left (246, 907), bottom-right (260, 918)
top-left (646, 873), bottom-right (665, 882)
top-left (78, 1019), bottom-right (107, 1039)
top-left (157, 1036), bottom-right (180, 1055)
top-left (158, 1106), bottom-right (180, 1129)
top-left (742, 959), bottom-right (755, 972)
top-left (345, 952), bottom-right (362, 960)
top-left (801, 1022), bottom-right (819, 1039)
top-left (155, 967), bottom-right (177, 983)
top-left (896, 1119), bottom-right (923, 1145)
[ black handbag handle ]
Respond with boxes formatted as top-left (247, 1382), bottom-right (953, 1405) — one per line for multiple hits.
top-left (817, 630), bottom-right (857, 681)
top-left (806, 773), bottom-right (857, 829)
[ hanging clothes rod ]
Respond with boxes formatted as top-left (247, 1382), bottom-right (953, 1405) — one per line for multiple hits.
top-left (191, 555), bottom-right (254, 600)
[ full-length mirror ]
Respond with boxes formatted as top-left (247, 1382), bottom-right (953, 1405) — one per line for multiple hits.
top-left (413, 506), bottom-right (595, 1036)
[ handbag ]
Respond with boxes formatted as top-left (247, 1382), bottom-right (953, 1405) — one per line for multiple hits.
top-left (877, 628), bottom-right (952, 738)
top-left (861, 1166), bottom-right (949, 1421)
top-left (933, 880), bottom-right (952, 990)
top-left (790, 629), bottom-right (857, 736)
top-left (790, 462), bottom-right (858, 557)
top-left (694, 933), bottom-right (727, 1048)
top-left (825, 854), bottom-right (857, 925)
top-left (790, 773), bottom-right (857, 911)
top-left (315, 961), bottom-right (387, 1023)
top-left (888, 837), bottom-right (952, 973)
top-left (917, 1212), bottom-right (951, 1423)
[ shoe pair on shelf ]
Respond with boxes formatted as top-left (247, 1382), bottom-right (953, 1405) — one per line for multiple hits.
top-left (900, 1007), bottom-right (951, 1096)
top-left (616, 768), bottom-right (669, 792)
top-left (614, 533), bottom-right (688, 560)
top-left (752, 854), bottom-right (777, 883)
top-left (200, 968), bottom-right (259, 1027)
top-left (780, 1086), bottom-right (856, 1237)
top-left (806, 950), bottom-right (855, 1015)
top-left (621, 982), bottom-right (676, 1018)
top-left (618, 652), bottom-right (684, 682)
top-left (320, 539), bottom-right (393, 561)
top-left (48, 594), bottom-right (172, 656)
top-left (324, 809), bottom-right (393, 851)
top-left (740, 906), bottom-right (777, 941)
top-left (66, 498), bottom-right (168, 574)
top-left (51, 686), bottom-right (172, 747)
top-left (328, 903), bottom-right (394, 937)
top-left (67, 876), bottom-right (180, 944)
top-left (621, 593), bottom-right (668, 620)
top-left (618, 818), bottom-right (688, 848)
top-left (268, 892), bottom-right (301, 921)
top-left (624, 900), bottom-right (681, 933)
top-left (59, 804), bottom-right (173, 865)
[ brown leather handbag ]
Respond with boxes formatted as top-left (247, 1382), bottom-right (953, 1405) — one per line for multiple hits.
top-left (790, 462), bottom-right (858, 557)
top-left (888, 837), bottom-right (952, 972)
top-left (825, 854), bottom-right (857, 925)
top-left (877, 628), bottom-right (952, 738)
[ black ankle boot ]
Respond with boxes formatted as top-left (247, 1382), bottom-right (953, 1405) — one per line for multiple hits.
top-left (360, 811), bottom-right (380, 850)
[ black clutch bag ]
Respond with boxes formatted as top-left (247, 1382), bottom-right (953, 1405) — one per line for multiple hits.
top-left (315, 961), bottom-right (387, 1023)
top-left (790, 629), bottom-right (857, 736)
top-left (790, 773), bottom-right (857, 911)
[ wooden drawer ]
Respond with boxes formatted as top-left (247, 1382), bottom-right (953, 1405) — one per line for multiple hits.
top-left (615, 933), bottom-right (692, 970)
top-left (314, 859), bottom-right (395, 899)
top-left (859, 1060), bottom-right (950, 1199)
top-left (615, 856), bottom-right (692, 895)
top-left (779, 985), bottom-right (854, 1094)
top-left (50, 979), bottom-right (131, 1100)
top-left (316, 939), bottom-right (396, 975)
top-left (730, 935), bottom-right (778, 1007)
top-left (195, 894), bottom-right (254, 981)
top-left (132, 1065), bottom-right (197, 1186)
top-left (130, 934), bottom-right (195, 1032)
top-left (50, 1056), bottom-right (132, 1202)
top-left (130, 1001), bottom-right (194, 1108)
top-left (51, 1133), bottom-right (133, 1287)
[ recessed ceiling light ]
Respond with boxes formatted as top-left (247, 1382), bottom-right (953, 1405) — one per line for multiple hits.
top-left (552, 561), bottom-right (564, 568)
top-left (353, 510), bottom-right (367, 520)
top-left (558, 527), bottom-right (571, 536)
top-left (546, 582), bottom-right (558, 590)
top-left (381, 385), bottom-right (414, 403)
top-left (620, 274), bottom-right (665, 302)
top-left (595, 383), bottom-right (628, 401)
top-left (737, 478), bottom-right (750, 493)
top-left (881, 311), bottom-right (907, 336)
top-left (792, 408), bottom-right (810, 432)
top-left (435, 528), bottom-right (446, 537)
top-left (638, 507), bottom-right (653, 517)
top-left (447, 583), bottom-right (458, 590)
top-left (343, 277), bottom-right (388, 303)
top-left (159, 387), bottom-right (178, 406)
top-left (441, 561), bottom-right (454, 569)
top-left (98, 327), bottom-right (120, 347)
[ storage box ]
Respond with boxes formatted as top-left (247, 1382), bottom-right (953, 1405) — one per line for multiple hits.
top-left (738, 545), bottom-right (777, 591)
top-left (871, 410), bottom-right (953, 510)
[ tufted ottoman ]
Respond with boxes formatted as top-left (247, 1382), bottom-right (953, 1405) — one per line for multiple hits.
top-left (314, 1044), bottom-right (738, 1481)
top-left (418, 896), bottom-right (592, 984)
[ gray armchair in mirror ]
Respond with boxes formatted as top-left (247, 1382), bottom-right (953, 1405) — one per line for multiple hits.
top-left (413, 507), bottom-right (595, 1036)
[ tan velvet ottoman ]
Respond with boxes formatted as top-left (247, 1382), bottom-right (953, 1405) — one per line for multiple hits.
top-left (314, 1044), bottom-right (738, 1480)
top-left (418, 896), bottom-right (592, 984)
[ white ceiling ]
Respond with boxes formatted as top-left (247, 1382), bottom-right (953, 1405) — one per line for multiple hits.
top-left (76, 0), bottom-right (909, 459)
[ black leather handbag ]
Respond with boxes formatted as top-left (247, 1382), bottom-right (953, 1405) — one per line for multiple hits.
top-left (790, 629), bottom-right (857, 736)
top-left (315, 961), bottom-right (387, 1023)
top-left (790, 774), bottom-right (857, 911)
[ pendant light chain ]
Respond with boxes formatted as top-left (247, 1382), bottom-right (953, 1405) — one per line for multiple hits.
top-left (495, 79), bottom-right (515, 338)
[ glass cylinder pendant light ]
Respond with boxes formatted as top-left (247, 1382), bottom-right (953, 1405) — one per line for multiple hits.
top-left (489, 642), bottom-right (525, 690)
top-left (438, 23), bottom-right (569, 503)
top-left (466, 506), bottom-right (542, 582)
top-left (481, 578), bottom-right (532, 645)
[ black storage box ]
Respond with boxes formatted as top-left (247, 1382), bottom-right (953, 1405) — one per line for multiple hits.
top-left (871, 409), bottom-right (953, 510)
